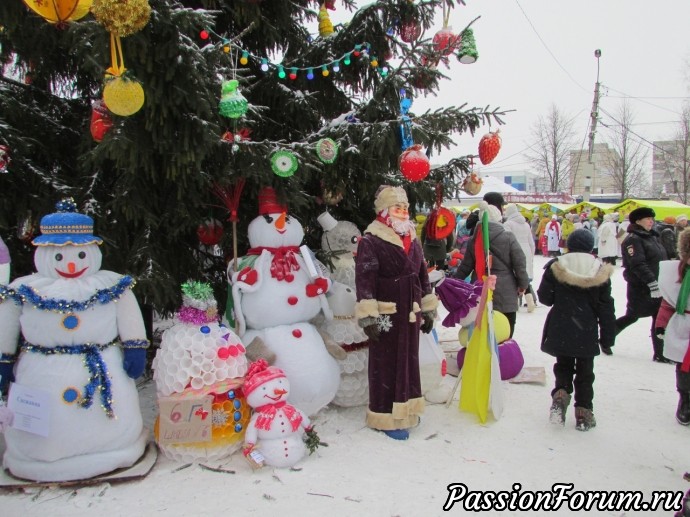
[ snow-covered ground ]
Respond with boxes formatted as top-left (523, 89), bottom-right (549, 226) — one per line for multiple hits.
top-left (1, 254), bottom-right (688, 516)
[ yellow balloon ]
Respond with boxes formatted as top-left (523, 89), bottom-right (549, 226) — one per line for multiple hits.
top-left (23, 0), bottom-right (92, 25)
top-left (458, 310), bottom-right (510, 347)
top-left (493, 311), bottom-right (510, 343)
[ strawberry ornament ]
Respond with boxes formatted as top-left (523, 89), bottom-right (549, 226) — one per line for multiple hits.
top-left (478, 129), bottom-right (502, 165)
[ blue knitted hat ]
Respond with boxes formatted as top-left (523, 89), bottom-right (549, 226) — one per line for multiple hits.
top-left (32, 198), bottom-right (103, 247)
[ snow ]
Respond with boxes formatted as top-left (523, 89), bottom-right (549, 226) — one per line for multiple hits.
top-left (1, 254), bottom-right (689, 515)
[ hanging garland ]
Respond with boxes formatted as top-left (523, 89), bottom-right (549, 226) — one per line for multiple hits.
top-left (199, 27), bottom-right (388, 79)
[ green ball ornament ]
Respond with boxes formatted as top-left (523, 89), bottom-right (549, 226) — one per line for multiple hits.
top-left (219, 79), bottom-right (248, 119)
top-left (271, 150), bottom-right (298, 177)
top-left (315, 138), bottom-right (339, 164)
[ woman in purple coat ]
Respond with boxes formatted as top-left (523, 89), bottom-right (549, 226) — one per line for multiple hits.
top-left (355, 186), bottom-right (438, 441)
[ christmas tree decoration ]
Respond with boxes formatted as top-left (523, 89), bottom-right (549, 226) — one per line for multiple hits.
top-left (478, 129), bottom-right (502, 165)
top-left (221, 128), bottom-right (252, 144)
top-left (462, 172), bottom-right (483, 195)
top-left (16, 212), bottom-right (35, 244)
top-left (22, 0), bottom-right (92, 26)
top-left (0, 145), bottom-right (10, 173)
top-left (197, 219), bottom-right (224, 246)
top-left (91, 0), bottom-right (151, 38)
top-left (321, 182), bottom-right (345, 205)
top-left (103, 74), bottom-right (145, 116)
top-left (399, 93), bottom-right (414, 151)
top-left (456, 28), bottom-right (478, 64)
top-left (318, 4), bottom-right (334, 38)
top-left (270, 150), bottom-right (299, 177)
top-left (399, 16), bottom-right (422, 43)
top-left (315, 138), bottom-right (339, 164)
top-left (399, 144), bottom-right (430, 182)
top-left (432, 26), bottom-right (460, 56)
top-left (218, 79), bottom-right (248, 119)
top-left (90, 100), bottom-right (113, 142)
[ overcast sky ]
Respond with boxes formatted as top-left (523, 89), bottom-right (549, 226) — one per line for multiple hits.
top-left (330, 1), bottom-right (690, 178)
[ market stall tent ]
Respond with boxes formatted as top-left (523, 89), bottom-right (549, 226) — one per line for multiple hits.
top-left (563, 201), bottom-right (618, 219)
top-left (611, 199), bottom-right (690, 221)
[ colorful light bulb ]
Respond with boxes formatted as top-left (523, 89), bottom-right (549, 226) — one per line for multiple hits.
top-left (344, 53), bottom-right (351, 66)
top-left (307, 68), bottom-right (314, 80)
top-left (289, 68), bottom-right (298, 80)
top-left (321, 65), bottom-right (329, 77)
top-left (240, 51), bottom-right (249, 65)
top-left (333, 61), bottom-right (340, 72)
top-left (277, 65), bottom-right (286, 79)
top-left (260, 58), bottom-right (269, 72)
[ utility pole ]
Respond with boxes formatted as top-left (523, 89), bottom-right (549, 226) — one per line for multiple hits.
top-left (584, 49), bottom-right (602, 203)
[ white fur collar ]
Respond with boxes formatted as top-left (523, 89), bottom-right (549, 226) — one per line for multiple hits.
top-left (551, 253), bottom-right (613, 288)
top-left (364, 220), bottom-right (417, 248)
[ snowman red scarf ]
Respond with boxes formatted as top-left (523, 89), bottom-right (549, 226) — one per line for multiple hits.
top-left (254, 401), bottom-right (303, 431)
top-left (247, 246), bottom-right (301, 281)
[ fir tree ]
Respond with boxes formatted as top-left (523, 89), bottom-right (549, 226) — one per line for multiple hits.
top-left (0, 0), bottom-right (509, 316)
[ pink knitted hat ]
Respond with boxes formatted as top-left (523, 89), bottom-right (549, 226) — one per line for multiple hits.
top-left (243, 359), bottom-right (286, 396)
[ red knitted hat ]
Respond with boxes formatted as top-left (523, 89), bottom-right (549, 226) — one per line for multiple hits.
top-left (258, 187), bottom-right (288, 215)
top-left (243, 359), bottom-right (286, 396)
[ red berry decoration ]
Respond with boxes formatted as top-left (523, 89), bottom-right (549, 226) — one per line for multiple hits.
top-left (432, 27), bottom-right (460, 56)
top-left (197, 219), bottom-right (224, 246)
top-left (399, 144), bottom-right (430, 182)
top-left (478, 130), bottom-right (502, 165)
top-left (200, 30), bottom-right (209, 40)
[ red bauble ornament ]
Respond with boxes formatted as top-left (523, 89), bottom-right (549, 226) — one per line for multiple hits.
top-left (432, 27), bottom-right (459, 56)
top-left (399, 144), bottom-right (430, 182)
top-left (478, 130), bottom-right (502, 165)
top-left (425, 207), bottom-right (456, 240)
top-left (197, 219), bottom-right (224, 246)
top-left (399, 18), bottom-right (422, 43)
top-left (90, 100), bottom-right (113, 142)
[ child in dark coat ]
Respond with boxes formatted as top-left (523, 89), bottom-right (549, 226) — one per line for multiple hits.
top-left (537, 229), bottom-right (616, 431)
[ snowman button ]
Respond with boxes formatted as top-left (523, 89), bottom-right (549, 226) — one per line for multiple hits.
top-left (292, 329), bottom-right (302, 338)
top-left (288, 296), bottom-right (298, 305)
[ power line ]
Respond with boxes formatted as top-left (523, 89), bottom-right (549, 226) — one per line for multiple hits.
top-left (603, 84), bottom-right (687, 115)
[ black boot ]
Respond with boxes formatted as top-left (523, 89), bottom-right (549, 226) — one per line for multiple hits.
top-left (677, 392), bottom-right (690, 426)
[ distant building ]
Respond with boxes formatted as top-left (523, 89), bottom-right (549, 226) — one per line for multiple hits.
top-left (569, 143), bottom-right (619, 198)
top-left (652, 139), bottom-right (686, 200)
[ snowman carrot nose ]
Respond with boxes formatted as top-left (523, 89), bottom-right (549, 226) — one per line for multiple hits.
top-left (275, 212), bottom-right (287, 231)
top-left (67, 262), bottom-right (77, 274)
top-left (273, 388), bottom-right (287, 396)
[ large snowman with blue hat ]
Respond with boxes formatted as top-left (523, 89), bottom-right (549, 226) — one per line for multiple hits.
top-left (0, 198), bottom-right (149, 482)
top-left (229, 187), bottom-right (341, 416)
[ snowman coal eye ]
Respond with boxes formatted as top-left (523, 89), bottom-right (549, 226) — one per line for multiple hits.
top-left (55, 253), bottom-right (63, 261)
top-left (350, 236), bottom-right (359, 244)
top-left (263, 215), bottom-right (273, 223)
top-left (78, 251), bottom-right (86, 259)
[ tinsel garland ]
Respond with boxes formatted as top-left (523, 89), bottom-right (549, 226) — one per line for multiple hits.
top-left (122, 339), bottom-right (150, 349)
top-left (1, 276), bottom-right (134, 313)
top-left (0, 352), bottom-right (17, 364)
top-left (177, 306), bottom-right (218, 325)
top-left (21, 340), bottom-right (117, 418)
top-left (181, 281), bottom-right (214, 302)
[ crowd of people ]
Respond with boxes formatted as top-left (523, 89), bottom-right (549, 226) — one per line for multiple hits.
top-left (417, 193), bottom-right (690, 435)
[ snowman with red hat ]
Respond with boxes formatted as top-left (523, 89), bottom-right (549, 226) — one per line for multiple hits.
top-left (242, 359), bottom-right (316, 468)
top-left (229, 187), bottom-right (341, 416)
top-left (0, 198), bottom-right (149, 482)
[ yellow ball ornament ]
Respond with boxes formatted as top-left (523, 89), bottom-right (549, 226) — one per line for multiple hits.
top-left (103, 75), bottom-right (145, 116)
top-left (457, 311), bottom-right (511, 348)
top-left (458, 326), bottom-right (470, 347)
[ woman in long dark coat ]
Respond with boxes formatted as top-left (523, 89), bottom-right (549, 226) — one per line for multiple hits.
top-left (538, 229), bottom-right (616, 431)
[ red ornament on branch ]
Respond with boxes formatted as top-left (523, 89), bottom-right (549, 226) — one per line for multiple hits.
top-left (90, 100), bottom-right (113, 142)
top-left (478, 129), bottom-right (502, 165)
top-left (399, 18), bottom-right (422, 43)
top-left (197, 219), bottom-right (224, 246)
top-left (432, 27), bottom-right (460, 56)
top-left (399, 144), bottom-right (430, 182)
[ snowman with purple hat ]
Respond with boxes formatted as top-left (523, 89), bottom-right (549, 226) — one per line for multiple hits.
top-left (0, 198), bottom-right (149, 482)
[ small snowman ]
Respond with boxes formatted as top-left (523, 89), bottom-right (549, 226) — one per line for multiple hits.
top-left (152, 281), bottom-right (250, 463)
top-left (0, 236), bottom-right (10, 285)
top-left (0, 199), bottom-right (149, 482)
top-left (317, 211), bottom-right (361, 289)
top-left (243, 359), bottom-right (317, 469)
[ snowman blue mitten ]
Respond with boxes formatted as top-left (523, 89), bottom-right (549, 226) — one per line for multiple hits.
top-left (122, 340), bottom-right (149, 379)
top-left (0, 355), bottom-right (15, 395)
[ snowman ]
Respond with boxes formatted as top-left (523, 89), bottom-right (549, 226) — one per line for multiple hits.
top-left (0, 236), bottom-right (9, 285)
top-left (243, 359), bottom-right (311, 468)
top-left (152, 281), bottom-right (250, 463)
top-left (316, 211), bottom-right (361, 289)
top-left (229, 187), bottom-right (341, 416)
top-left (0, 199), bottom-right (149, 482)
top-left (315, 281), bottom-right (369, 407)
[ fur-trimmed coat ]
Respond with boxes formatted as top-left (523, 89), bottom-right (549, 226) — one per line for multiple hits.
top-left (354, 220), bottom-right (437, 431)
top-left (537, 253), bottom-right (616, 358)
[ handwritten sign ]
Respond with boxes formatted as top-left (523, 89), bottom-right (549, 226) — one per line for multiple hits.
top-left (157, 395), bottom-right (213, 445)
top-left (8, 382), bottom-right (51, 437)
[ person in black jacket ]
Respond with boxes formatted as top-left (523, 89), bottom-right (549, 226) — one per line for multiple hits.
top-left (613, 207), bottom-right (670, 362)
top-left (537, 229), bottom-right (615, 431)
